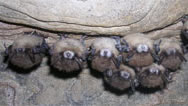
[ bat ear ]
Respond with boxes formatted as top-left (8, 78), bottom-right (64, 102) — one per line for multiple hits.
top-left (49, 45), bottom-right (55, 55)
top-left (31, 30), bottom-right (39, 36)
top-left (87, 46), bottom-right (96, 60)
top-left (39, 38), bottom-right (49, 54)
top-left (59, 33), bottom-right (68, 40)
top-left (112, 55), bottom-right (122, 68)
top-left (112, 36), bottom-right (130, 52)
top-left (176, 51), bottom-right (187, 62)
top-left (80, 34), bottom-right (88, 46)
top-left (163, 69), bottom-right (172, 82)
top-left (153, 39), bottom-right (161, 55)
top-left (3, 43), bottom-right (9, 55)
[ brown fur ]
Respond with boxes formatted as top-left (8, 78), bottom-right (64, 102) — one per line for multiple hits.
top-left (139, 74), bottom-right (164, 88)
top-left (90, 38), bottom-right (120, 72)
top-left (138, 64), bottom-right (166, 88)
top-left (51, 54), bottom-right (83, 72)
top-left (52, 38), bottom-right (86, 57)
top-left (7, 34), bottom-right (45, 69)
top-left (159, 38), bottom-right (182, 54)
top-left (50, 38), bottom-right (86, 72)
top-left (123, 33), bottom-right (154, 50)
top-left (91, 55), bottom-right (117, 72)
top-left (92, 37), bottom-right (119, 57)
top-left (127, 52), bottom-right (154, 67)
top-left (160, 55), bottom-right (182, 70)
top-left (122, 33), bottom-right (154, 67)
top-left (10, 52), bottom-right (43, 69)
top-left (159, 38), bottom-right (184, 70)
top-left (12, 35), bottom-right (43, 49)
top-left (104, 65), bottom-right (135, 90)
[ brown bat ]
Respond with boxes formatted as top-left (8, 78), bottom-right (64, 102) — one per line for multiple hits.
top-left (120, 33), bottom-right (158, 68)
top-left (50, 36), bottom-right (87, 72)
top-left (88, 37), bottom-right (122, 72)
top-left (137, 63), bottom-right (171, 88)
top-left (155, 38), bottom-right (186, 71)
top-left (4, 31), bottom-right (48, 69)
top-left (103, 64), bottom-right (137, 91)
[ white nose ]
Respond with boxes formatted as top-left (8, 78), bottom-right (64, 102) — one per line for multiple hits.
top-left (120, 71), bottom-right (130, 79)
top-left (149, 68), bottom-right (159, 75)
top-left (166, 48), bottom-right (176, 55)
top-left (63, 50), bottom-right (75, 59)
top-left (100, 49), bottom-right (112, 58)
top-left (137, 44), bottom-right (149, 53)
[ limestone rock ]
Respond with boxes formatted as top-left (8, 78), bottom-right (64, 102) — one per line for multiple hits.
top-left (0, 40), bottom-right (188, 106)
top-left (0, 0), bottom-right (187, 35)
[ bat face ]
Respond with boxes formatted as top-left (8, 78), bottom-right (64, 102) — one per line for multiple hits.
top-left (158, 39), bottom-right (186, 71)
top-left (137, 64), bottom-right (170, 88)
top-left (4, 32), bottom-right (48, 69)
top-left (103, 65), bottom-right (136, 91)
top-left (89, 38), bottom-right (121, 72)
top-left (126, 44), bottom-right (154, 67)
top-left (121, 34), bottom-right (155, 68)
top-left (159, 48), bottom-right (185, 70)
top-left (91, 49), bottom-right (118, 72)
top-left (50, 38), bottom-right (87, 72)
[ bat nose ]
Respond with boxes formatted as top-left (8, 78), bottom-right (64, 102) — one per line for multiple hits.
top-left (154, 70), bottom-right (159, 75)
top-left (66, 52), bottom-right (71, 58)
top-left (63, 50), bottom-right (74, 59)
top-left (170, 50), bottom-right (176, 54)
top-left (100, 49), bottom-right (112, 57)
top-left (149, 68), bottom-right (160, 75)
top-left (104, 51), bottom-right (108, 57)
top-left (167, 48), bottom-right (176, 55)
top-left (120, 71), bottom-right (130, 79)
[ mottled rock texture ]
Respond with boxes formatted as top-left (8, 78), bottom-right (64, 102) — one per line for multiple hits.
top-left (0, 48), bottom-right (188, 106)
top-left (0, 0), bottom-right (187, 35)
top-left (0, 22), bottom-right (188, 106)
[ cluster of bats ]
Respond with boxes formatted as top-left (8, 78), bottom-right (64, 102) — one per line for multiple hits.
top-left (3, 27), bottom-right (187, 93)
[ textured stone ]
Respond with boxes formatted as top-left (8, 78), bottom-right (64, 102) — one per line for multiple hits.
top-left (0, 19), bottom-right (188, 106)
top-left (0, 0), bottom-right (187, 35)
top-left (0, 33), bottom-right (188, 106)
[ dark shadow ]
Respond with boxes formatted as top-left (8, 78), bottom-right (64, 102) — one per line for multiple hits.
top-left (3, 53), bottom-right (42, 74)
top-left (6, 62), bottom-right (40, 74)
top-left (87, 61), bottom-right (103, 79)
top-left (47, 57), bottom-right (81, 79)
top-left (135, 85), bottom-right (162, 94)
top-left (180, 30), bottom-right (188, 52)
top-left (48, 66), bottom-right (82, 79)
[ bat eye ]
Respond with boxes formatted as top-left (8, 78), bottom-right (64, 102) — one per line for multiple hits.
top-left (149, 68), bottom-right (159, 75)
top-left (120, 71), bottom-right (130, 79)
top-left (100, 49), bottom-right (112, 58)
top-left (63, 50), bottom-right (75, 59)
top-left (166, 48), bottom-right (176, 55)
top-left (137, 44), bottom-right (149, 53)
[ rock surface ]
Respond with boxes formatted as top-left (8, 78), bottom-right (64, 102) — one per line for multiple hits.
top-left (0, 42), bottom-right (188, 106)
top-left (0, 22), bottom-right (188, 106)
top-left (0, 0), bottom-right (187, 35)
